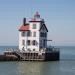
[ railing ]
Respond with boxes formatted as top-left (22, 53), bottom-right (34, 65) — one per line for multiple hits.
top-left (4, 47), bottom-right (59, 53)
top-left (46, 46), bottom-right (60, 53)
top-left (14, 51), bottom-right (25, 60)
top-left (3, 47), bottom-right (59, 61)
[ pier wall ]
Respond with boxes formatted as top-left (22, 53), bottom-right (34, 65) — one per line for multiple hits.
top-left (45, 52), bottom-right (59, 61)
top-left (0, 51), bottom-right (59, 61)
top-left (0, 55), bottom-right (18, 61)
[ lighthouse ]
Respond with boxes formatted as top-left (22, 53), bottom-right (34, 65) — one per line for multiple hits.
top-left (19, 12), bottom-right (48, 52)
top-left (3, 12), bottom-right (59, 61)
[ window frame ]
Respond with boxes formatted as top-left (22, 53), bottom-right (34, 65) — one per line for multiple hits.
top-left (27, 40), bottom-right (31, 45)
top-left (32, 40), bottom-right (36, 45)
top-left (40, 32), bottom-right (47, 37)
top-left (33, 32), bottom-right (36, 37)
top-left (22, 40), bottom-right (25, 46)
top-left (27, 31), bottom-right (31, 37)
top-left (33, 49), bottom-right (35, 51)
top-left (33, 24), bottom-right (36, 29)
top-left (21, 32), bottom-right (25, 37)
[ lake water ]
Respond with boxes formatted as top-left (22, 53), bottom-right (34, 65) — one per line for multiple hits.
top-left (0, 46), bottom-right (75, 75)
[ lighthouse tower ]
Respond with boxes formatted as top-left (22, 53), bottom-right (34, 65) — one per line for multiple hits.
top-left (19, 12), bottom-right (48, 52)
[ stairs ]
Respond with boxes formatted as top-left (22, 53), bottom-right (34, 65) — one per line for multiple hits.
top-left (14, 51), bottom-right (25, 60)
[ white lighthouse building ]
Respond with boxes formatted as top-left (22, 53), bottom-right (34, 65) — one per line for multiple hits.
top-left (19, 12), bottom-right (48, 52)
top-left (4, 12), bottom-right (59, 61)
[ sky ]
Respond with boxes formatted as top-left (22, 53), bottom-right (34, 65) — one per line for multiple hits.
top-left (0, 0), bottom-right (75, 46)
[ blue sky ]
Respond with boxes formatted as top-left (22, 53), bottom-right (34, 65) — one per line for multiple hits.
top-left (0, 0), bottom-right (75, 46)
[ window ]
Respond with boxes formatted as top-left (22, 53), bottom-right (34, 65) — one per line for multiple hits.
top-left (40, 40), bottom-right (42, 45)
top-left (22, 40), bottom-right (25, 45)
top-left (33, 49), bottom-right (35, 51)
top-left (21, 32), bottom-right (25, 37)
top-left (27, 48), bottom-right (31, 51)
top-left (27, 31), bottom-right (31, 36)
top-left (44, 33), bottom-right (47, 37)
top-left (33, 32), bottom-right (36, 37)
top-left (42, 26), bottom-right (45, 30)
top-left (40, 32), bottom-right (44, 37)
top-left (40, 32), bottom-right (47, 37)
top-left (40, 32), bottom-right (42, 37)
top-left (33, 24), bottom-right (36, 29)
top-left (27, 40), bottom-right (30, 45)
top-left (43, 40), bottom-right (45, 47)
top-left (21, 32), bottom-right (27, 37)
top-left (32, 40), bottom-right (36, 45)
top-left (22, 47), bottom-right (25, 51)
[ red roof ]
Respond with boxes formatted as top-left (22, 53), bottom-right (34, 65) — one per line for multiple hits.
top-left (19, 24), bottom-right (29, 31)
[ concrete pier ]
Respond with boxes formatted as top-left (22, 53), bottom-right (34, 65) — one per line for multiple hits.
top-left (2, 48), bottom-right (59, 61)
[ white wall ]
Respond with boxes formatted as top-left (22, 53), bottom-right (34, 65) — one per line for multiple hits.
top-left (28, 22), bottom-right (41, 51)
top-left (19, 22), bottom-right (41, 52)
top-left (19, 21), bottom-right (48, 52)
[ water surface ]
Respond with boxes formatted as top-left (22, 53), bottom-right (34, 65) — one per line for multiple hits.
top-left (0, 61), bottom-right (75, 75)
top-left (0, 46), bottom-right (75, 75)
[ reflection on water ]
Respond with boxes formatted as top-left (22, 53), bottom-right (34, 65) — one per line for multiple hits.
top-left (17, 61), bottom-right (60, 75)
top-left (0, 61), bottom-right (75, 75)
top-left (17, 61), bottom-right (43, 75)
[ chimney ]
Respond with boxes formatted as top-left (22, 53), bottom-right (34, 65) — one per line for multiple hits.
top-left (23, 18), bottom-right (26, 26)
